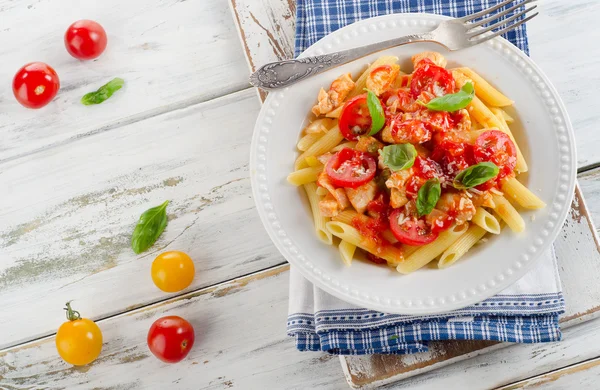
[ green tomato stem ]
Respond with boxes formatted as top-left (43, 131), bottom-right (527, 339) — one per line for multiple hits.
top-left (64, 301), bottom-right (81, 321)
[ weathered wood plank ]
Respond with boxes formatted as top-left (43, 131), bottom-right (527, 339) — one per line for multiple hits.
top-left (229, 0), bottom-right (600, 169)
top-left (0, 264), bottom-right (349, 390)
top-left (0, 89), bottom-right (288, 349)
top-left (497, 357), bottom-right (600, 389)
top-left (0, 0), bottom-right (249, 162)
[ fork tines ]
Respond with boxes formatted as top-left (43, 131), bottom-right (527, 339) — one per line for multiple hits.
top-left (462, 0), bottom-right (539, 44)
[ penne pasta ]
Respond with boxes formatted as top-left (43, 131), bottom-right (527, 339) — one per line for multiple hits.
top-left (348, 56), bottom-right (399, 98)
top-left (455, 67), bottom-right (514, 107)
top-left (326, 105), bottom-right (344, 119)
top-left (297, 133), bottom-right (323, 151)
top-left (500, 108), bottom-right (514, 124)
top-left (295, 125), bottom-right (344, 170)
top-left (396, 223), bottom-right (470, 274)
top-left (471, 207), bottom-right (501, 234)
top-left (316, 186), bottom-right (329, 196)
top-left (304, 118), bottom-right (336, 134)
top-left (501, 177), bottom-right (546, 209)
top-left (338, 240), bottom-right (356, 266)
top-left (492, 194), bottom-right (525, 233)
top-left (331, 141), bottom-right (357, 152)
top-left (287, 166), bottom-right (323, 186)
top-left (332, 209), bottom-right (359, 225)
top-left (438, 225), bottom-right (487, 268)
top-left (326, 221), bottom-right (404, 264)
top-left (304, 183), bottom-right (333, 245)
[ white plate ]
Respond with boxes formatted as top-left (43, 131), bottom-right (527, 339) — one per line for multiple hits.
top-left (250, 13), bottom-right (576, 315)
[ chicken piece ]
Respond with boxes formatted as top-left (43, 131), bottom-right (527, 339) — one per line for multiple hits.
top-left (345, 180), bottom-right (378, 214)
top-left (312, 73), bottom-right (355, 116)
top-left (319, 194), bottom-right (340, 217)
top-left (469, 189), bottom-right (495, 209)
top-left (317, 171), bottom-right (350, 209)
top-left (381, 112), bottom-right (432, 144)
top-left (435, 192), bottom-right (476, 225)
top-left (411, 51), bottom-right (448, 69)
top-left (390, 188), bottom-right (409, 209)
top-left (355, 136), bottom-right (384, 155)
top-left (366, 64), bottom-right (401, 95)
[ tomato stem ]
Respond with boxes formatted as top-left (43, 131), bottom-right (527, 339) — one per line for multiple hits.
top-left (64, 301), bottom-right (81, 321)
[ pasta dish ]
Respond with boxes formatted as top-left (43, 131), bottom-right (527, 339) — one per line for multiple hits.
top-left (287, 51), bottom-right (545, 274)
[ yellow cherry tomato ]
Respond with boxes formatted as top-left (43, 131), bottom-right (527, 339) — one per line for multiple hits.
top-left (151, 251), bottom-right (195, 292)
top-left (55, 302), bottom-right (103, 366)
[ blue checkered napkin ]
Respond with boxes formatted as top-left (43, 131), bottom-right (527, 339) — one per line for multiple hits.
top-left (287, 0), bottom-right (564, 355)
top-left (295, 0), bottom-right (529, 57)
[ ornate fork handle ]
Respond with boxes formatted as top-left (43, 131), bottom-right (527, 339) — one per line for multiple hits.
top-left (249, 32), bottom-right (434, 90)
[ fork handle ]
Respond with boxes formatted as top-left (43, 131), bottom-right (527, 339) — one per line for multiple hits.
top-left (249, 32), bottom-right (434, 90)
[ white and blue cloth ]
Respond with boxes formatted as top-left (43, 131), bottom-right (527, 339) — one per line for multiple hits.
top-left (288, 0), bottom-right (563, 355)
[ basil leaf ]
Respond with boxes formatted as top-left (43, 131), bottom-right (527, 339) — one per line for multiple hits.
top-left (380, 144), bottom-right (417, 171)
top-left (420, 82), bottom-right (474, 112)
top-left (131, 200), bottom-right (169, 254)
top-left (416, 179), bottom-right (441, 217)
top-left (81, 77), bottom-right (125, 105)
top-left (367, 90), bottom-right (385, 135)
top-left (453, 162), bottom-right (499, 190)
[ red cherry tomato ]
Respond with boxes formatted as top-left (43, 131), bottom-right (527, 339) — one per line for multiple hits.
top-left (12, 62), bottom-right (60, 109)
top-left (410, 59), bottom-right (455, 100)
top-left (389, 209), bottom-right (438, 246)
top-left (473, 130), bottom-right (517, 178)
top-left (65, 20), bottom-right (108, 60)
top-left (431, 141), bottom-right (475, 178)
top-left (147, 316), bottom-right (195, 363)
top-left (325, 148), bottom-right (376, 188)
top-left (339, 94), bottom-right (372, 141)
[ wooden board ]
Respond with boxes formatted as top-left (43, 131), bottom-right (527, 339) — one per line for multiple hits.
top-left (340, 184), bottom-right (600, 388)
top-left (228, 0), bottom-right (600, 388)
top-left (0, 0), bottom-right (249, 163)
top-left (0, 89), bottom-right (289, 349)
top-left (229, 0), bottom-right (600, 169)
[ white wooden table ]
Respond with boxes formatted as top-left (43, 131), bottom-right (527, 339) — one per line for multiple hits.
top-left (1, 0), bottom-right (600, 388)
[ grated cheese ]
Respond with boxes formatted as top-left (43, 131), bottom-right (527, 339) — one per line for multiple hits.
top-left (469, 188), bottom-right (483, 195)
top-left (490, 188), bottom-right (504, 196)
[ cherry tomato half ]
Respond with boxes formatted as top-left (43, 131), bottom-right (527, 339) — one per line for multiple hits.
top-left (410, 59), bottom-right (455, 100)
top-left (13, 62), bottom-right (60, 109)
top-left (147, 316), bottom-right (195, 363)
top-left (55, 302), bottom-right (103, 366)
top-left (473, 130), bottom-right (517, 178)
top-left (389, 209), bottom-right (438, 246)
top-left (151, 251), bottom-right (195, 293)
top-left (325, 148), bottom-right (376, 188)
top-left (65, 20), bottom-right (108, 60)
top-left (339, 94), bottom-right (372, 141)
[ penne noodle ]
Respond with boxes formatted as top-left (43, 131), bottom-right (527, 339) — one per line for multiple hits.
top-left (492, 194), bottom-right (525, 233)
top-left (453, 70), bottom-right (527, 173)
top-left (500, 109), bottom-right (514, 124)
top-left (326, 105), bottom-right (344, 119)
top-left (490, 107), bottom-right (528, 173)
top-left (472, 207), bottom-right (501, 234)
top-left (305, 155), bottom-right (321, 167)
top-left (382, 229), bottom-right (398, 245)
top-left (455, 67), bottom-right (514, 107)
top-left (295, 125), bottom-right (344, 170)
top-left (396, 223), bottom-right (469, 274)
top-left (316, 186), bottom-right (329, 196)
top-left (501, 177), bottom-right (546, 209)
top-left (303, 183), bottom-right (333, 245)
top-left (326, 221), bottom-right (404, 264)
top-left (438, 225), bottom-right (487, 268)
top-left (348, 56), bottom-right (400, 98)
top-left (338, 240), bottom-right (356, 266)
top-left (287, 166), bottom-right (323, 186)
top-left (332, 209), bottom-right (359, 225)
top-left (304, 118), bottom-right (336, 134)
top-left (297, 133), bottom-right (323, 151)
top-left (331, 141), bottom-right (357, 152)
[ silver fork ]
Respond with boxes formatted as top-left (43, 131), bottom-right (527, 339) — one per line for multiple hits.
top-left (249, 0), bottom-right (538, 91)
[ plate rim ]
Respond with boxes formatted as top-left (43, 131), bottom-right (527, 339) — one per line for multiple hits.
top-left (250, 12), bottom-right (577, 315)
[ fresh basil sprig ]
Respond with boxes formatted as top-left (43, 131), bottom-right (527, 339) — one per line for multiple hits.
top-left (416, 179), bottom-right (441, 217)
top-left (380, 144), bottom-right (417, 171)
top-left (453, 162), bottom-right (499, 190)
top-left (366, 90), bottom-right (385, 136)
top-left (131, 200), bottom-right (169, 254)
top-left (419, 82), bottom-right (474, 112)
top-left (81, 77), bottom-right (125, 105)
